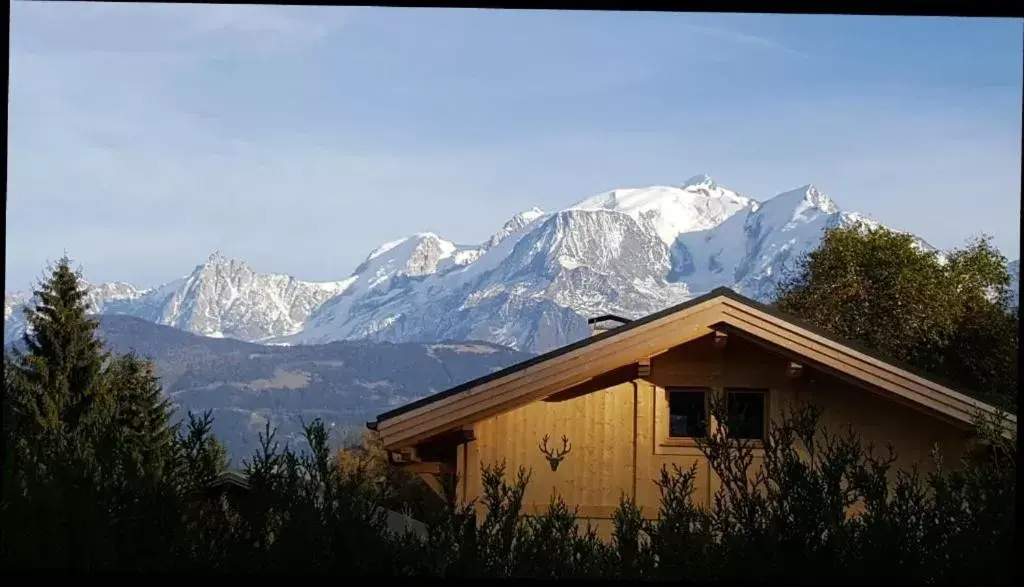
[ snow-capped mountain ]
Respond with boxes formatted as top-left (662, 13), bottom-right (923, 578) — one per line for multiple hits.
top-left (4, 292), bottom-right (29, 342)
top-left (572, 174), bottom-right (756, 245)
top-left (5, 252), bottom-right (352, 344)
top-left (285, 177), bottom-right (931, 352)
top-left (5, 175), bottom-right (1015, 353)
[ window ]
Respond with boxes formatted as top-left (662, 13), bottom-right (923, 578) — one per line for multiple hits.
top-left (725, 389), bottom-right (767, 441)
top-left (667, 388), bottom-right (708, 438)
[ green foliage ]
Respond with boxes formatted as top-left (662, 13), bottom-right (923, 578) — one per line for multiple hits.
top-left (7, 258), bottom-right (110, 471)
top-left (647, 462), bottom-right (708, 579)
top-left (774, 226), bottom-right (1018, 409)
top-left (336, 429), bottom-right (446, 523)
top-left (516, 495), bottom-right (607, 578)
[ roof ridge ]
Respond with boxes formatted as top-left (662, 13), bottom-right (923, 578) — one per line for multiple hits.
top-left (371, 287), bottom-right (1011, 428)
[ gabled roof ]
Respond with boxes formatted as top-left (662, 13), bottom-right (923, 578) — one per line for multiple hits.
top-left (188, 470), bottom-right (252, 500)
top-left (208, 470), bottom-right (251, 491)
top-left (370, 287), bottom-right (1015, 450)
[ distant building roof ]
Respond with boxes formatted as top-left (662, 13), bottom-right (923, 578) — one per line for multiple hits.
top-left (208, 470), bottom-right (251, 491)
top-left (586, 314), bottom-right (633, 326)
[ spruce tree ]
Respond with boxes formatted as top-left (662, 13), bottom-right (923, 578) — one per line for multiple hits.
top-left (1, 257), bottom-right (240, 570)
top-left (172, 410), bottom-right (229, 493)
top-left (2, 256), bottom-right (115, 569)
top-left (9, 256), bottom-right (111, 462)
top-left (97, 352), bottom-right (183, 569)
top-left (102, 352), bottom-right (176, 484)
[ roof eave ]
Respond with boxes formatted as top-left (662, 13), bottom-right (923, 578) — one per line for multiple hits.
top-left (373, 287), bottom-right (736, 425)
top-left (374, 286), bottom-right (1011, 440)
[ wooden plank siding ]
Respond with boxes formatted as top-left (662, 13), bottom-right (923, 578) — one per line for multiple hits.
top-left (377, 293), bottom-right (1013, 454)
top-left (377, 305), bottom-right (726, 448)
top-left (470, 379), bottom-right (636, 517)
top-left (461, 333), bottom-right (976, 526)
top-left (375, 289), bottom-right (1014, 527)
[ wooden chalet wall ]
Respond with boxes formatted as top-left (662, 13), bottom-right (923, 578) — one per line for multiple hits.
top-left (459, 332), bottom-right (973, 538)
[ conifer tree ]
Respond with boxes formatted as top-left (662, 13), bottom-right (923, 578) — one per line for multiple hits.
top-left (173, 410), bottom-right (230, 493)
top-left (8, 256), bottom-right (112, 465)
top-left (1, 256), bottom-right (237, 570)
top-left (2, 257), bottom-right (115, 568)
top-left (96, 353), bottom-right (183, 569)
top-left (102, 352), bottom-right (177, 485)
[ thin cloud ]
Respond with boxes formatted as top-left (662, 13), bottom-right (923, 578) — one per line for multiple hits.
top-left (187, 4), bottom-right (341, 38)
top-left (176, 3), bottom-right (350, 53)
top-left (5, 6), bottom-right (1018, 290)
top-left (677, 21), bottom-right (810, 59)
top-left (10, 1), bottom-right (349, 54)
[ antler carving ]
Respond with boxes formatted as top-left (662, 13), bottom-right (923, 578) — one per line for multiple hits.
top-left (539, 434), bottom-right (572, 471)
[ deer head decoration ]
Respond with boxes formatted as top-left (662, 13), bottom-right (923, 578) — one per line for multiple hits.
top-left (539, 434), bottom-right (572, 471)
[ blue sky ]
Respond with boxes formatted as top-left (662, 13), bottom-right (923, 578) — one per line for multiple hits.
top-left (6, 4), bottom-right (1022, 289)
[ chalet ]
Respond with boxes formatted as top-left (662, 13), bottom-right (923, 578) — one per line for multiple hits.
top-left (367, 287), bottom-right (1015, 534)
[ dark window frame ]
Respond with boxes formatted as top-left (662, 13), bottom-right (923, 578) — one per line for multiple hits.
top-left (666, 387), bottom-right (710, 439)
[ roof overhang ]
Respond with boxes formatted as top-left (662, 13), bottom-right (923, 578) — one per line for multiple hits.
top-left (372, 289), bottom-right (1016, 451)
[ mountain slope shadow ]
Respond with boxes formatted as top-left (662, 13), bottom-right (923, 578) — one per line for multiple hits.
top-left (93, 315), bottom-right (534, 462)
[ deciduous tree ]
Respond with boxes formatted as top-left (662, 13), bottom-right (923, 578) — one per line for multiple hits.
top-left (774, 227), bottom-right (1017, 408)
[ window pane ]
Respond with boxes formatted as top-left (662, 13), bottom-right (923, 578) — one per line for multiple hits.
top-left (726, 390), bottom-right (766, 440)
top-left (668, 390), bottom-right (707, 438)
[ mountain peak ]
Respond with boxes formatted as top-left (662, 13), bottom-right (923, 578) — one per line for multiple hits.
top-left (768, 184), bottom-right (839, 214)
top-left (682, 174), bottom-right (716, 190)
top-left (801, 184), bottom-right (838, 213)
top-left (504, 207), bottom-right (545, 226)
top-left (518, 207), bottom-right (545, 221)
top-left (365, 237), bottom-right (411, 262)
top-left (198, 251), bottom-right (252, 276)
top-left (411, 232), bottom-right (443, 241)
top-left (571, 179), bottom-right (755, 245)
top-left (487, 207), bottom-right (548, 248)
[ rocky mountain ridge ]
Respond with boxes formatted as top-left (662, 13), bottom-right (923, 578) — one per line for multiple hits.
top-left (5, 175), bottom-right (1017, 353)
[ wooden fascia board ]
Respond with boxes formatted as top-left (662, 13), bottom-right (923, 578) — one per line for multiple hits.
top-left (719, 300), bottom-right (1016, 430)
top-left (378, 305), bottom-right (726, 449)
top-left (719, 325), bottom-right (975, 431)
top-left (720, 307), bottom-right (973, 424)
top-left (379, 290), bottom-right (1015, 451)
top-left (754, 308), bottom-right (1003, 415)
top-left (381, 314), bottom-right (721, 448)
top-left (375, 301), bottom-right (717, 434)
top-left (722, 300), bottom-right (1014, 423)
top-left (376, 300), bottom-right (723, 433)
